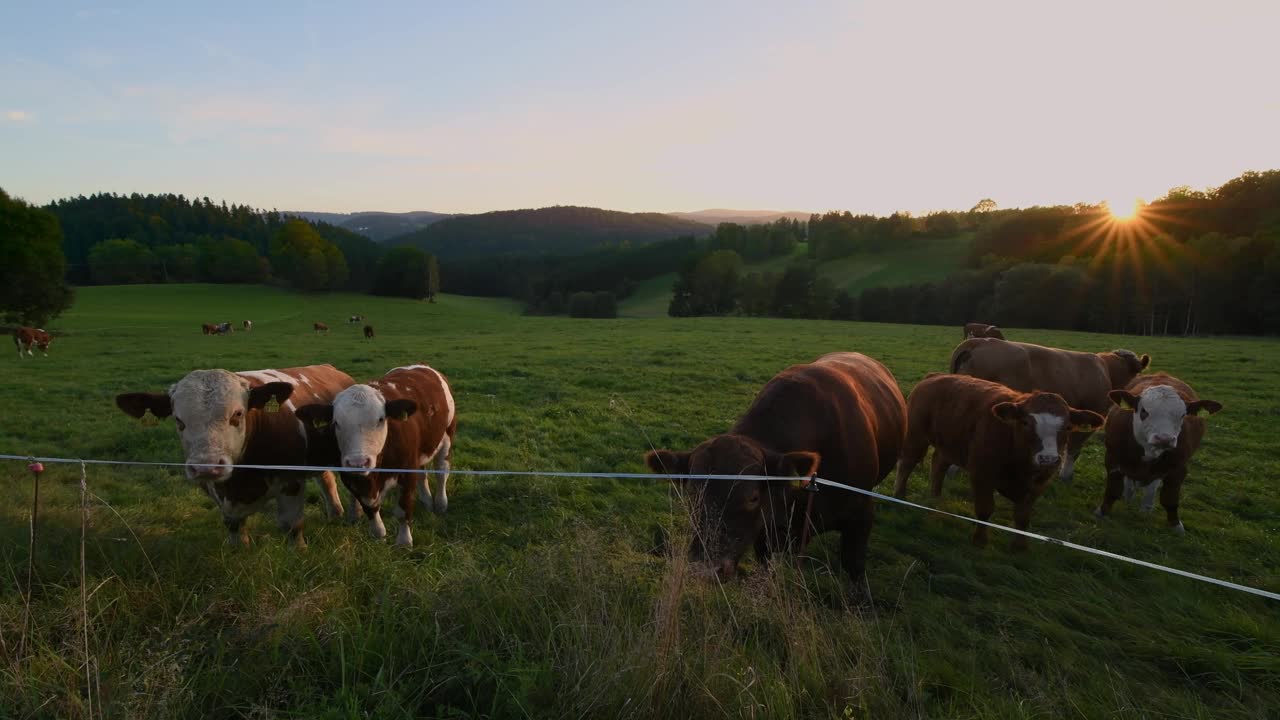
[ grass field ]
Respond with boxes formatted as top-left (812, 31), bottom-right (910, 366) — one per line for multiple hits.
top-left (2, 284), bottom-right (1278, 719)
top-left (620, 236), bottom-right (972, 318)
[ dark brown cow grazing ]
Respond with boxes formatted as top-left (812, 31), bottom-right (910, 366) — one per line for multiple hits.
top-left (963, 322), bottom-right (1006, 340)
top-left (894, 374), bottom-right (1104, 549)
top-left (297, 364), bottom-right (456, 547)
top-left (644, 352), bottom-right (906, 582)
top-left (115, 365), bottom-right (354, 546)
top-left (202, 323), bottom-right (217, 335)
top-left (313, 322), bottom-right (329, 334)
top-left (14, 327), bottom-right (52, 358)
top-left (1096, 373), bottom-right (1222, 534)
top-left (363, 324), bottom-right (375, 340)
top-left (950, 338), bottom-right (1150, 483)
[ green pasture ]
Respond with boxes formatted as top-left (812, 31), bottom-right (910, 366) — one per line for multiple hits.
top-left (1, 284), bottom-right (1276, 719)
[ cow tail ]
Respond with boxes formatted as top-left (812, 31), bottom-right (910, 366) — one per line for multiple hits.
top-left (951, 349), bottom-right (971, 374)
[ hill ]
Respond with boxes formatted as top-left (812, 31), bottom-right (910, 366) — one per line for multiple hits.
top-left (388, 205), bottom-right (711, 260)
top-left (287, 210), bottom-right (454, 241)
top-left (669, 208), bottom-right (812, 225)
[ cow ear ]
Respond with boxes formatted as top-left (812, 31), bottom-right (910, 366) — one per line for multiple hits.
top-left (991, 402), bottom-right (1024, 424)
top-left (1186, 399), bottom-right (1223, 416)
top-left (248, 382), bottom-right (294, 411)
top-left (295, 403), bottom-right (334, 430)
top-left (385, 399), bottom-right (417, 421)
top-left (644, 449), bottom-right (690, 482)
top-left (1139, 354), bottom-right (1151, 370)
top-left (1069, 409), bottom-right (1106, 431)
top-left (1109, 390), bottom-right (1139, 410)
top-left (115, 392), bottom-right (172, 419)
top-left (767, 450), bottom-right (820, 479)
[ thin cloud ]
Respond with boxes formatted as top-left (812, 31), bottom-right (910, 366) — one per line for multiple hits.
top-left (3, 110), bottom-right (33, 122)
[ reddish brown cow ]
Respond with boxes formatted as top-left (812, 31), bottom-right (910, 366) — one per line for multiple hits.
top-left (894, 374), bottom-right (1104, 549)
top-left (949, 338), bottom-right (1150, 483)
top-left (1096, 373), bottom-right (1222, 534)
top-left (313, 322), bottom-right (329, 334)
top-left (644, 352), bottom-right (906, 582)
top-left (115, 365), bottom-right (353, 546)
top-left (963, 322), bottom-right (1006, 340)
top-left (297, 364), bottom-right (456, 547)
top-left (13, 327), bottom-right (52, 358)
top-left (202, 323), bottom-right (217, 335)
top-left (363, 324), bottom-right (375, 340)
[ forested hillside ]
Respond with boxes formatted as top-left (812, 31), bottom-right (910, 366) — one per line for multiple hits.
top-left (287, 210), bottom-right (453, 241)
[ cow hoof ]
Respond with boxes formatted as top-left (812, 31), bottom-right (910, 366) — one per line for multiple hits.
top-left (1172, 522), bottom-right (1186, 535)
top-left (434, 498), bottom-right (449, 514)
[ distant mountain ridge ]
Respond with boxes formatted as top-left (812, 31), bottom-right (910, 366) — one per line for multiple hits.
top-left (669, 208), bottom-right (812, 225)
top-left (287, 210), bottom-right (454, 241)
top-left (387, 205), bottom-right (711, 260)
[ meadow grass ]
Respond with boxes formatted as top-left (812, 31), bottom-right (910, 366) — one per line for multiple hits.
top-left (1, 284), bottom-right (1277, 719)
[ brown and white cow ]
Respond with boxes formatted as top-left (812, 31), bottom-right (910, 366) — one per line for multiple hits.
top-left (644, 352), bottom-right (906, 582)
top-left (115, 364), bottom-right (353, 546)
top-left (14, 327), bottom-right (52, 358)
top-left (243, 320), bottom-right (253, 332)
top-left (201, 323), bottom-right (217, 335)
top-left (894, 374), bottom-right (1104, 549)
top-left (348, 314), bottom-right (364, 324)
top-left (963, 322), bottom-right (1006, 340)
top-left (313, 322), bottom-right (329, 334)
top-left (949, 338), bottom-right (1150, 483)
top-left (297, 364), bottom-right (456, 547)
top-left (363, 325), bottom-right (375, 340)
top-left (1095, 373), bottom-right (1222, 534)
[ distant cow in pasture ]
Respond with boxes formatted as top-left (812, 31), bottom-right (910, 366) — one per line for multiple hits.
top-left (1096, 373), bottom-right (1222, 534)
top-left (364, 325), bottom-right (375, 340)
top-left (14, 327), bottom-right (52, 358)
top-left (949, 338), bottom-right (1150, 483)
top-left (297, 364), bottom-right (456, 547)
top-left (644, 352), bottom-right (906, 582)
top-left (894, 374), bottom-right (1104, 549)
top-left (243, 320), bottom-right (253, 332)
top-left (202, 323), bottom-right (217, 335)
top-left (963, 322), bottom-right (1005, 340)
top-left (314, 322), bottom-right (329, 334)
top-left (115, 364), bottom-right (353, 546)
top-left (216, 322), bottom-right (233, 335)
top-left (348, 315), bottom-right (363, 324)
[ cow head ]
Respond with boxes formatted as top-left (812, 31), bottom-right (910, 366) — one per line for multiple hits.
top-left (297, 384), bottom-right (416, 476)
top-left (644, 434), bottom-right (820, 580)
top-left (1103, 349), bottom-right (1151, 388)
top-left (992, 392), bottom-right (1104, 470)
top-left (116, 370), bottom-right (293, 481)
top-left (1109, 385), bottom-right (1222, 461)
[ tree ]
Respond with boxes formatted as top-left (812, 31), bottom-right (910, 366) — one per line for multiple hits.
top-left (971, 198), bottom-right (998, 213)
top-left (271, 219), bottom-right (331, 291)
top-left (427, 254), bottom-right (441, 301)
top-left (155, 243), bottom-right (200, 282)
top-left (374, 246), bottom-right (433, 299)
top-left (198, 236), bottom-right (269, 284)
top-left (592, 290), bottom-right (617, 318)
top-left (0, 189), bottom-right (74, 325)
top-left (88, 238), bottom-right (158, 284)
top-left (568, 291), bottom-right (596, 318)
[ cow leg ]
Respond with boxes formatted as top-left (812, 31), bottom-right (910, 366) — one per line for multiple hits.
top-left (345, 490), bottom-right (361, 524)
top-left (1160, 470), bottom-right (1185, 534)
top-left (754, 532), bottom-right (772, 566)
top-left (971, 482), bottom-right (996, 547)
top-left (1059, 432), bottom-right (1090, 484)
top-left (315, 470), bottom-right (344, 520)
top-left (1096, 469), bottom-right (1125, 518)
top-left (431, 436), bottom-right (452, 514)
top-left (1139, 478), bottom-right (1162, 512)
top-left (838, 495), bottom-right (875, 581)
top-left (224, 516), bottom-right (250, 547)
top-left (362, 499), bottom-right (387, 539)
top-left (1010, 497), bottom-right (1034, 552)
top-left (276, 491), bottom-right (307, 548)
top-left (892, 438), bottom-right (928, 498)
top-left (928, 451), bottom-right (951, 498)
top-left (1122, 475), bottom-right (1136, 502)
top-left (395, 477), bottom-right (415, 547)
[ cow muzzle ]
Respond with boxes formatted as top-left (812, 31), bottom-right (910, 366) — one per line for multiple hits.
top-left (1035, 453), bottom-right (1060, 468)
top-left (343, 455), bottom-right (375, 475)
top-left (1150, 434), bottom-right (1177, 451)
top-left (187, 458), bottom-right (232, 480)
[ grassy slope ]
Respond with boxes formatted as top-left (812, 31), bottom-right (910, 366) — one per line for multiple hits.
top-left (620, 236), bottom-right (972, 318)
top-left (2, 285), bottom-right (1277, 719)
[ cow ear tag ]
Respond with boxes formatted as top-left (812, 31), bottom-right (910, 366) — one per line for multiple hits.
top-left (311, 417), bottom-right (330, 430)
top-left (395, 410), bottom-right (410, 421)
top-left (264, 397), bottom-right (281, 413)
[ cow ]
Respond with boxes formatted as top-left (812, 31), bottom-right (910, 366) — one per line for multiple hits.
top-left (363, 325), bottom-right (375, 340)
top-left (1095, 373), bottom-right (1222, 534)
top-left (296, 364), bottom-right (456, 547)
top-left (14, 327), bottom-right (52, 358)
top-left (243, 320), bottom-right (253, 332)
top-left (963, 322), bottom-right (1005, 340)
top-left (949, 338), bottom-right (1150, 483)
top-left (114, 364), bottom-right (353, 546)
top-left (643, 352), bottom-right (906, 582)
top-left (216, 322), bottom-right (233, 335)
top-left (348, 314), bottom-right (364, 324)
top-left (202, 323), bottom-right (217, 335)
top-left (894, 373), bottom-right (1105, 549)
top-left (314, 322), bottom-right (329, 334)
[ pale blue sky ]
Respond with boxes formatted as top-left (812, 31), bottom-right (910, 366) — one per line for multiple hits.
top-left (3, 1), bottom-right (1277, 214)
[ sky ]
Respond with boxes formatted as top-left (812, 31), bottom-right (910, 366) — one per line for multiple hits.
top-left (2, 0), bottom-right (1278, 215)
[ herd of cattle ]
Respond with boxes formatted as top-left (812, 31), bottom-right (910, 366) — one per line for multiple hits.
top-left (99, 320), bottom-right (1225, 583)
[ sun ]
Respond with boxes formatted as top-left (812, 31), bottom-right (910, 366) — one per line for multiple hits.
top-left (1107, 197), bottom-right (1141, 221)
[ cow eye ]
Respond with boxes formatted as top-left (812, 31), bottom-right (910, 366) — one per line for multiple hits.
top-left (175, 418), bottom-right (186, 432)
top-left (378, 416), bottom-right (386, 425)
top-left (230, 410), bottom-right (244, 427)
top-left (1139, 409), bottom-right (1149, 421)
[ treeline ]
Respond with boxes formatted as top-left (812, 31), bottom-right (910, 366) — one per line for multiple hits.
top-left (1, 189), bottom-right (73, 325)
top-left (668, 251), bottom-right (852, 319)
top-left (42, 193), bottom-right (438, 299)
top-left (807, 200), bottom-right (999, 261)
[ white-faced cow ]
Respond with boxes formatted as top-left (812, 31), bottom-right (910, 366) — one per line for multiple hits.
top-left (243, 320), bottom-right (253, 332)
top-left (949, 338), bottom-right (1150, 483)
top-left (115, 364), bottom-right (353, 546)
top-left (644, 352), bottom-right (906, 582)
top-left (1095, 373), bottom-right (1222, 534)
top-left (14, 327), bottom-right (52, 358)
top-left (297, 364), bottom-right (456, 547)
top-left (894, 373), bottom-right (1104, 549)
top-left (963, 322), bottom-right (1005, 340)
